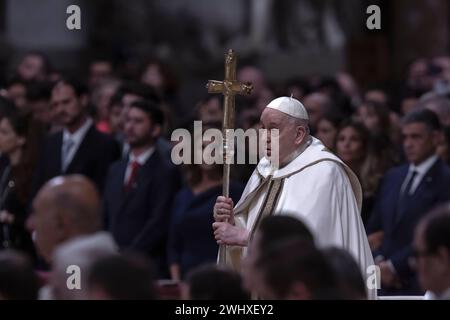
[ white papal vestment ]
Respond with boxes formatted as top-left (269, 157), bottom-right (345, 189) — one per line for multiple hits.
top-left (219, 137), bottom-right (377, 299)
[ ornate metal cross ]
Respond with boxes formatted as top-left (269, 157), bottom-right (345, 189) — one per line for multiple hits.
top-left (207, 49), bottom-right (253, 198)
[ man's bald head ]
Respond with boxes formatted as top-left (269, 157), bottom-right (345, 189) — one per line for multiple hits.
top-left (40, 175), bottom-right (100, 228)
top-left (28, 175), bottom-right (101, 263)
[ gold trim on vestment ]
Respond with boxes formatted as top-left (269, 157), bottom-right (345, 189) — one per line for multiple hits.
top-left (249, 178), bottom-right (285, 241)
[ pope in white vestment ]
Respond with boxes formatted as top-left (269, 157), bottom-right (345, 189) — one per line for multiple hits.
top-left (213, 96), bottom-right (376, 299)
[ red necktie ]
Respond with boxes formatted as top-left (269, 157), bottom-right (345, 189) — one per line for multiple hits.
top-left (125, 160), bottom-right (140, 192)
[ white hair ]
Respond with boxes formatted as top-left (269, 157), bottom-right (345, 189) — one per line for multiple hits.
top-left (50, 232), bottom-right (118, 300)
top-left (287, 115), bottom-right (310, 136)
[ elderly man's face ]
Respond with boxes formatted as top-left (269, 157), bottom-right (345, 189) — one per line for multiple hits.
top-left (260, 108), bottom-right (305, 166)
top-left (27, 190), bottom-right (64, 263)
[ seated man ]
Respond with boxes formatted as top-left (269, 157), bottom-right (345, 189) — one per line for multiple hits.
top-left (367, 109), bottom-right (450, 294)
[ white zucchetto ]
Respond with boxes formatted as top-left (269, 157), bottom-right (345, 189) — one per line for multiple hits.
top-left (265, 96), bottom-right (309, 120)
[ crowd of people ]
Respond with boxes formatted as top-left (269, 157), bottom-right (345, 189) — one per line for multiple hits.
top-left (0, 51), bottom-right (449, 300)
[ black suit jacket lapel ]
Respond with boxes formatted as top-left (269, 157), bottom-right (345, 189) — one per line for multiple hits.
top-left (391, 166), bottom-right (409, 229)
top-left (65, 125), bottom-right (94, 173)
top-left (110, 160), bottom-right (127, 212)
top-left (119, 151), bottom-right (160, 210)
top-left (54, 132), bottom-right (64, 175)
top-left (411, 159), bottom-right (440, 197)
top-left (394, 159), bottom-right (440, 227)
top-left (136, 151), bottom-right (159, 186)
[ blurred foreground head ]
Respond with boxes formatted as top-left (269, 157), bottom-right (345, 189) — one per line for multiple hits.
top-left (322, 247), bottom-right (367, 299)
top-left (27, 175), bottom-right (101, 263)
top-left (414, 204), bottom-right (450, 299)
top-left (0, 250), bottom-right (39, 300)
top-left (184, 264), bottom-right (250, 300)
top-left (243, 215), bottom-right (316, 298)
top-left (87, 254), bottom-right (156, 300)
top-left (254, 239), bottom-right (339, 299)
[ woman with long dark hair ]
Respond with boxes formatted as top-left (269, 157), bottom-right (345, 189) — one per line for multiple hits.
top-left (0, 109), bottom-right (43, 258)
top-left (168, 134), bottom-right (243, 281)
top-left (336, 121), bottom-right (395, 225)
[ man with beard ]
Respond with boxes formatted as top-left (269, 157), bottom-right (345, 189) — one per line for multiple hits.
top-left (103, 100), bottom-right (181, 278)
top-left (33, 78), bottom-right (120, 194)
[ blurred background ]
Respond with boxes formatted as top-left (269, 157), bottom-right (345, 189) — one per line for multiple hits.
top-left (0, 0), bottom-right (450, 300)
top-left (0, 0), bottom-right (449, 114)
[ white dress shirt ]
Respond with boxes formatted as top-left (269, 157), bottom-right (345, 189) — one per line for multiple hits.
top-left (401, 155), bottom-right (439, 195)
top-left (123, 146), bottom-right (155, 184)
top-left (61, 118), bottom-right (93, 171)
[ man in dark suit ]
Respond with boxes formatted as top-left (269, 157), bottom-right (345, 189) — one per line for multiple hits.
top-left (103, 100), bottom-right (181, 278)
top-left (33, 78), bottom-right (120, 195)
top-left (108, 82), bottom-right (172, 160)
top-left (367, 109), bottom-right (450, 295)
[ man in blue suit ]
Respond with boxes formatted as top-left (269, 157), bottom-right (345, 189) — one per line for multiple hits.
top-left (103, 100), bottom-right (181, 278)
top-left (367, 108), bottom-right (450, 295)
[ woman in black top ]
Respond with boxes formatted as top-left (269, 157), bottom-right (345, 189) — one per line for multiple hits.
top-left (0, 110), bottom-right (43, 259)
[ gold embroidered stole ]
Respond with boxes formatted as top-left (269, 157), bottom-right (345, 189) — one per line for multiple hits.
top-left (248, 178), bottom-right (285, 242)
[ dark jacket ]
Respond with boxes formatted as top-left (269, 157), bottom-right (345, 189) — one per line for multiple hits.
top-left (367, 158), bottom-right (450, 294)
top-left (168, 182), bottom-right (244, 279)
top-left (103, 148), bottom-right (182, 278)
top-left (32, 125), bottom-right (120, 195)
top-left (0, 159), bottom-right (35, 258)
